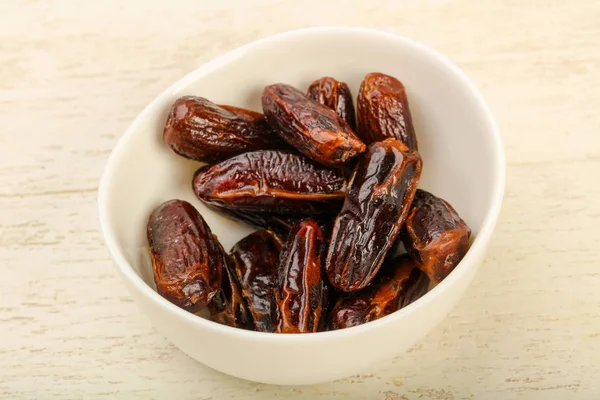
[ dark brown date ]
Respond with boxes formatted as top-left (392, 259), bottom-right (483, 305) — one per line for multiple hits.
top-left (262, 83), bottom-right (365, 167)
top-left (230, 230), bottom-right (283, 332)
top-left (163, 96), bottom-right (282, 163)
top-left (208, 252), bottom-right (253, 329)
top-left (307, 77), bottom-right (356, 131)
top-left (275, 220), bottom-right (328, 333)
top-left (400, 189), bottom-right (471, 283)
top-left (329, 255), bottom-right (429, 330)
top-left (325, 138), bottom-right (422, 292)
top-left (193, 150), bottom-right (347, 216)
top-left (147, 199), bottom-right (223, 312)
top-left (218, 105), bottom-right (286, 146)
top-left (357, 72), bottom-right (418, 150)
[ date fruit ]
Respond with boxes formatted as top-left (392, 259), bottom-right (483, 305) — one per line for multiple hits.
top-left (357, 72), bottom-right (418, 150)
top-left (219, 104), bottom-right (286, 146)
top-left (193, 150), bottom-right (347, 216)
top-left (230, 230), bottom-right (283, 332)
top-left (307, 77), bottom-right (356, 131)
top-left (325, 138), bottom-right (422, 292)
top-left (164, 96), bottom-right (282, 163)
top-left (208, 252), bottom-right (253, 329)
top-left (400, 189), bottom-right (471, 283)
top-left (147, 199), bottom-right (223, 312)
top-left (275, 220), bottom-right (328, 333)
top-left (329, 255), bottom-right (429, 330)
top-left (262, 83), bottom-right (365, 167)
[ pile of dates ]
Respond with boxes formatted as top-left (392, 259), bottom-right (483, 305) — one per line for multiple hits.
top-left (147, 73), bottom-right (471, 333)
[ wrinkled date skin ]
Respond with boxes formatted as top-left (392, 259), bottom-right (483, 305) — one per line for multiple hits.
top-left (193, 150), bottom-right (348, 216)
top-left (400, 189), bottom-right (471, 283)
top-left (208, 253), bottom-right (253, 329)
top-left (147, 200), bottom-right (223, 313)
top-left (275, 220), bottom-right (328, 333)
top-left (307, 77), bottom-right (356, 131)
top-left (357, 72), bottom-right (418, 150)
top-left (219, 104), bottom-right (287, 147)
top-left (163, 96), bottom-right (282, 163)
top-left (262, 84), bottom-right (366, 167)
top-left (326, 138), bottom-right (423, 292)
top-left (329, 255), bottom-right (429, 330)
top-left (230, 230), bottom-right (283, 332)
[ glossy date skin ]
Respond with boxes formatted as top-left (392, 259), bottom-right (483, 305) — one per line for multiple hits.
top-left (275, 220), bottom-right (328, 333)
top-left (230, 230), bottom-right (283, 332)
top-left (357, 73), bottom-right (418, 150)
top-left (400, 189), bottom-right (471, 283)
top-left (193, 150), bottom-right (347, 216)
top-left (219, 104), bottom-right (287, 147)
top-left (325, 138), bottom-right (423, 292)
top-left (147, 200), bottom-right (223, 313)
top-left (163, 96), bottom-right (282, 163)
top-left (262, 84), bottom-right (365, 167)
top-left (307, 77), bottom-right (356, 131)
top-left (208, 253), bottom-right (253, 329)
top-left (329, 255), bottom-right (429, 330)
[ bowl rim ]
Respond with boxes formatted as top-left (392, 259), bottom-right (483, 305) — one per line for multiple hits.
top-left (98, 26), bottom-right (505, 342)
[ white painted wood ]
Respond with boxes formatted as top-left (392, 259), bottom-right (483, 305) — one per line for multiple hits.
top-left (1, 0), bottom-right (598, 398)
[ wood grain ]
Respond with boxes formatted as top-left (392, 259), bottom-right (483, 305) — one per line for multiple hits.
top-left (1, 0), bottom-right (599, 398)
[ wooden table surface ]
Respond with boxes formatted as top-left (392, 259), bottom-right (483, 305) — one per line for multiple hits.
top-left (2, 1), bottom-right (599, 398)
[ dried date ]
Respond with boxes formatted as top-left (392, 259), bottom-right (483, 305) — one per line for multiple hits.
top-left (400, 189), bottom-right (471, 283)
top-left (193, 150), bottom-right (347, 216)
top-left (147, 199), bottom-right (223, 312)
top-left (275, 220), bottom-right (328, 333)
top-left (357, 72), bottom-right (418, 150)
top-left (329, 255), bottom-right (429, 330)
top-left (163, 96), bottom-right (282, 163)
top-left (325, 138), bottom-right (422, 292)
top-left (262, 83), bottom-right (365, 167)
top-left (219, 104), bottom-right (286, 147)
top-left (230, 230), bottom-right (283, 332)
top-left (208, 252), bottom-right (253, 329)
top-left (307, 77), bottom-right (356, 131)
top-left (218, 104), bottom-right (266, 124)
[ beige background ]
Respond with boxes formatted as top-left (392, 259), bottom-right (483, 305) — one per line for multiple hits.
top-left (1, 0), bottom-right (599, 399)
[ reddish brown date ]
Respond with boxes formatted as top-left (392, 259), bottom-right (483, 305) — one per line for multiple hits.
top-left (208, 253), bottom-right (253, 329)
top-left (357, 72), bottom-right (418, 150)
top-left (400, 189), bottom-right (471, 283)
top-left (219, 105), bottom-right (286, 146)
top-left (325, 139), bottom-right (422, 292)
top-left (219, 104), bottom-right (265, 124)
top-left (275, 220), bottom-right (328, 333)
top-left (329, 255), bottom-right (429, 330)
top-left (193, 150), bottom-right (347, 216)
top-left (307, 77), bottom-right (356, 131)
top-left (230, 230), bottom-right (283, 332)
top-left (147, 199), bottom-right (223, 312)
top-left (262, 84), bottom-right (365, 167)
top-left (163, 96), bottom-right (282, 163)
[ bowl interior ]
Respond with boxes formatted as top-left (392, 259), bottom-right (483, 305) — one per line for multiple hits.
top-left (100, 29), bottom-right (501, 308)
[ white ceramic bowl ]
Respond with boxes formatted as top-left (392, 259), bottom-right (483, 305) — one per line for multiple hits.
top-left (98, 27), bottom-right (504, 385)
